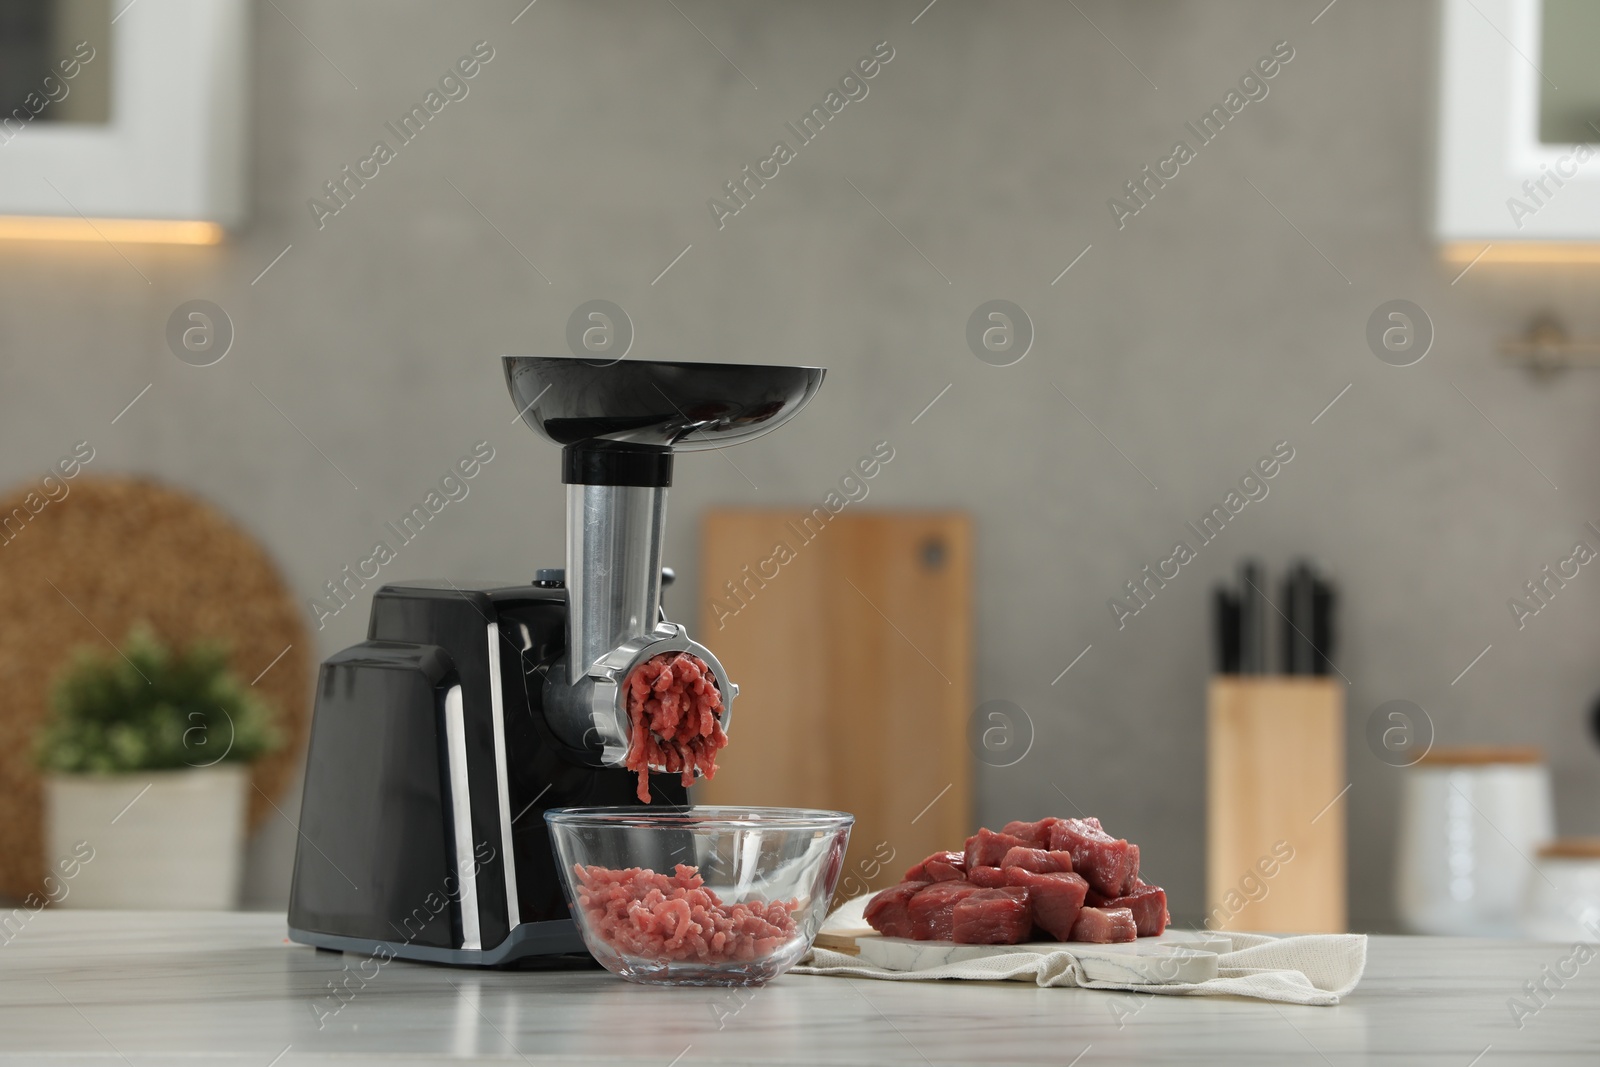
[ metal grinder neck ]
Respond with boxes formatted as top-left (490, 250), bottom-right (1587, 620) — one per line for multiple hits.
top-left (563, 444), bottom-right (673, 678)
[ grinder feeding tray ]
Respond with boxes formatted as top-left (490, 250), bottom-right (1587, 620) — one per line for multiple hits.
top-left (286, 355), bottom-right (824, 967)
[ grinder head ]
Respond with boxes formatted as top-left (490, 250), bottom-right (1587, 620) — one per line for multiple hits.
top-left (501, 355), bottom-right (824, 778)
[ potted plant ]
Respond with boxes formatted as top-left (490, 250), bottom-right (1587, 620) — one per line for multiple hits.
top-left (35, 625), bottom-right (280, 909)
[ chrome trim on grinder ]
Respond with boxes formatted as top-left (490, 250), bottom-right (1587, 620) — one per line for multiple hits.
top-left (442, 683), bottom-right (482, 951)
top-left (484, 623), bottom-right (520, 929)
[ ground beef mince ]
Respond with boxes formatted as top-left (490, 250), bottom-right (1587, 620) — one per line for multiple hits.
top-left (573, 863), bottom-right (797, 963)
top-left (623, 652), bottom-right (728, 803)
top-left (862, 813), bottom-right (1167, 945)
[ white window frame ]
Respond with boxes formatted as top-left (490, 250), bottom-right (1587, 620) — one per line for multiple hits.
top-left (1435, 0), bottom-right (1600, 243)
top-left (0, 0), bottom-right (249, 226)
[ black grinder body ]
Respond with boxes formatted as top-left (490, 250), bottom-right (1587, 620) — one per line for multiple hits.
top-left (286, 580), bottom-right (685, 966)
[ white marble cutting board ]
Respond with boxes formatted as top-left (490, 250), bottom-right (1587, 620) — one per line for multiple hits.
top-left (854, 931), bottom-right (1225, 984)
top-left (818, 894), bottom-right (1227, 984)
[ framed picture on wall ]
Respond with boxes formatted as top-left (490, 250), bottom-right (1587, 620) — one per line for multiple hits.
top-left (1436, 0), bottom-right (1600, 259)
top-left (0, 0), bottom-right (248, 240)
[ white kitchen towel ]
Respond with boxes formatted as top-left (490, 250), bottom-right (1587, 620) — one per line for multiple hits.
top-left (794, 932), bottom-right (1367, 1005)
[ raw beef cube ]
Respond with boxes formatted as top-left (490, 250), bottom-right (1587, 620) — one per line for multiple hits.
top-left (1048, 818), bottom-right (1139, 897)
top-left (1013, 815), bottom-right (1111, 847)
top-left (967, 866), bottom-right (1010, 888)
top-left (1086, 883), bottom-right (1169, 937)
top-left (907, 881), bottom-right (983, 941)
top-left (904, 851), bottom-right (966, 883)
top-left (864, 881), bottom-right (930, 939)
top-left (964, 828), bottom-right (1033, 871)
top-left (1125, 883), bottom-right (1168, 937)
top-left (999, 846), bottom-right (1074, 874)
top-left (1068, 905), bottom-right (1138, 943)
top-left (1000, 818), bottom-right (1064, 848)
top-left (1003, 868), bottom-right (1089, 941)
top-left (951, 887), bottom-right (1032, 945)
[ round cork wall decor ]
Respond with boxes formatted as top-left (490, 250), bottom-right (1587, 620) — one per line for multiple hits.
top-left (0, 474), bottom-right (312, 903)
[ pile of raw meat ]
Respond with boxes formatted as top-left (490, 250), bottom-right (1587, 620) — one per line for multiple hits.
top-left (623, 652), bottom-right (728, 803)
top-left (572, 863), bottom-right (798, 963)
top-left (864, 816), bottom-right (1169, 945)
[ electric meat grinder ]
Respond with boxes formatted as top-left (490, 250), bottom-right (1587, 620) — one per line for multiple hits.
top-left (287, 355), bottom-right (824, 965)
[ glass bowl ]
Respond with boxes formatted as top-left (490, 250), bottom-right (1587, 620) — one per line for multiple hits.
top-left (545, 805), bottom-right (853, 986)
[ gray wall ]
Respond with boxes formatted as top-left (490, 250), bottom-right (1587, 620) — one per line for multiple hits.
top-left (4, 0), bottom-right (1598, 930)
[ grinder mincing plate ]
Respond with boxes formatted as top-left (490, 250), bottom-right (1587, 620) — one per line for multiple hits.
top-left (287, 356), bottom-right (824, 966)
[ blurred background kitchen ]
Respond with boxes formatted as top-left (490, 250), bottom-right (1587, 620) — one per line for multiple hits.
top-left (3, 0), bottom-right (1599, 939)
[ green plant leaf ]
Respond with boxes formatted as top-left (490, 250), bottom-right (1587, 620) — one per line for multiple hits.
top-left (36, 623), bottom-right (283, 774)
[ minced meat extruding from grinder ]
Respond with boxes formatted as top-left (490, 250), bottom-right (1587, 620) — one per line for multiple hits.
top-left (573, 863), bottom-right (798, 963)
top-left (623, 652), bottom-right (728, 803)
top-left (864, 815), bottom-right (1169, 945)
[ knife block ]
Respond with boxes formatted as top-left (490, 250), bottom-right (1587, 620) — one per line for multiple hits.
top-left (1206, 677), bottom-right (1346, 933)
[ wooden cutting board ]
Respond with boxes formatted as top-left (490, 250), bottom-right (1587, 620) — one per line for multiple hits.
top-left (697, 509), bottom-right (971, 901)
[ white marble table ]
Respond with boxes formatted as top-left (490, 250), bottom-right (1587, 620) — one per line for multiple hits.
top-left (1, 912), bottom-right (1596, 1065)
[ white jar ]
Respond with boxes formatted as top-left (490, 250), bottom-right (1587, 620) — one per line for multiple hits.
top-left (1395, 747), bottom-right (1553, 937)
top-left (1522, 840), bottom-right (1600, 942)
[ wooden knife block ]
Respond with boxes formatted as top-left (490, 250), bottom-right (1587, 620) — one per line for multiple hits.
top-left (1206, 677), bottom-right (1346, 933)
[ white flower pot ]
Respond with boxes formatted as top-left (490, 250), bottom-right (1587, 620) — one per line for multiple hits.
top-left (43, 765), bottom-right (249, 910)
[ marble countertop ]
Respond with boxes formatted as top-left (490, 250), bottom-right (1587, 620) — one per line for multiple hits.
top-left (2, 912), bottom-right (1596, 1065)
